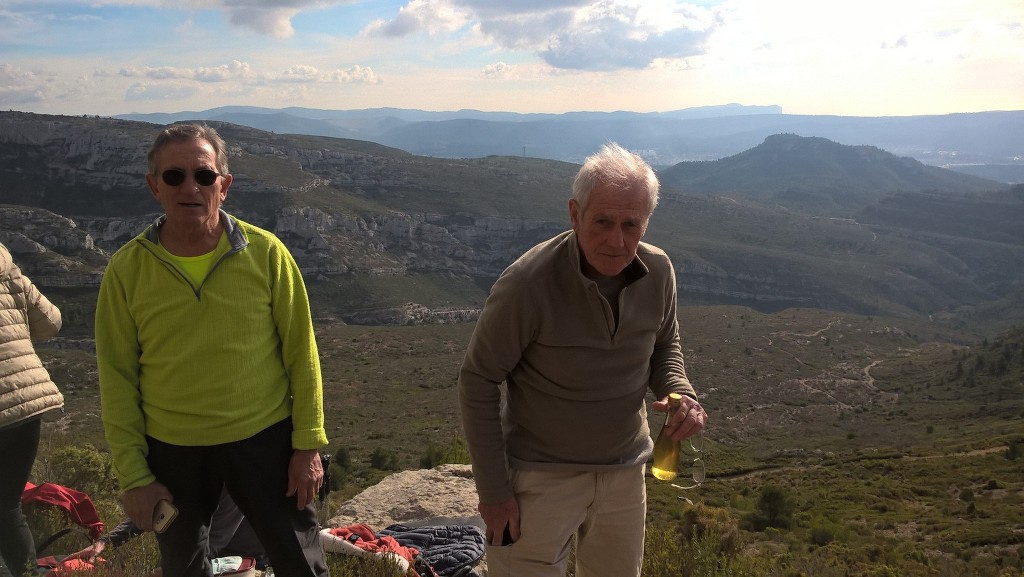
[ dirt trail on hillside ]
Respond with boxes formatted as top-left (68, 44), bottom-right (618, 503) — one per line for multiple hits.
top-left (763, 320), bottom-right (904, 412)
top-left (763, 318), bottom-right (841, 367)
top-left (765, 318), bottom-right (841, 345)
top-left (716, 445), bottom-right (1010, 482)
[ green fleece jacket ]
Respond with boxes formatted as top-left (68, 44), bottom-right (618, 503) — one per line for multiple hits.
top-left (97, 211), bottom-right (327, 491)
top-left (459, 230), bottom-right (696, 504)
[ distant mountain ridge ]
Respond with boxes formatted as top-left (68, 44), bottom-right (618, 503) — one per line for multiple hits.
top-left (114, 105), bottom-right (1024, 181)
top-left (115, 102), bottom-right (783, 126)
top-left (660, 134), bottom-right (1000, 215)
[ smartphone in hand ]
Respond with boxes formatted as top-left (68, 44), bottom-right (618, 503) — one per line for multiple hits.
top-left (153, 499), bottom-right (178, 534)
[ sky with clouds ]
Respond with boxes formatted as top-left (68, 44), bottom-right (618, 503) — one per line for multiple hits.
top-left (1, 0), bottom-right (1022, 117)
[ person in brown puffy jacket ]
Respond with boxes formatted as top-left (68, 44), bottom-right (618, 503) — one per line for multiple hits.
top-left (0, 241), bottom-right (64, 576)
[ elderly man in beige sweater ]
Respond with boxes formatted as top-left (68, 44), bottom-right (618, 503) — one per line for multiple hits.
top-left (459, 143), bottom-right (708, 577)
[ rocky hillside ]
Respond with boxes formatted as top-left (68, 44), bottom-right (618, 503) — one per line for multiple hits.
top-left (2, 111), bottom-right (1022, 333)
top-left (659, 134), bottom-right (1001, 215)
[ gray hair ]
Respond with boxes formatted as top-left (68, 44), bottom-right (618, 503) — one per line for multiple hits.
top-left (147, 123), bottom-right (230, 177)
top-left (571, 143), bottom-right (659, 216)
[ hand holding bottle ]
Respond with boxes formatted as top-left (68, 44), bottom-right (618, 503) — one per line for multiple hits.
top-left (651, 393), bottom-right (707, 481)
top-left (651, 392), bottom-right (707, 442)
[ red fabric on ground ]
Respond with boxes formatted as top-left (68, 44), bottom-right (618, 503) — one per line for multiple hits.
top-left (36, 555), bottom-right (107, 576)
top-left (325, 523), bottom-right (420, 565)
top-left (22, 481), bottom-right (105, 540)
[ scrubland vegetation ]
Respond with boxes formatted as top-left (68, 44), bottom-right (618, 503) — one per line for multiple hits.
top-left (25, 307), bottom-right (1024, 576)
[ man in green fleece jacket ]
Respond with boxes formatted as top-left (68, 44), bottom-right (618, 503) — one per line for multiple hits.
top-left (97, 123), bottom-right (329, 577)
top-left (459, 143), bottom-right (708, 577)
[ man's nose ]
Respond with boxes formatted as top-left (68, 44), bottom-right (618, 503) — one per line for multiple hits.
top-left (179, 174), bottom-right (202, 190)
top-left (609, 226), bottom-right (626, 247)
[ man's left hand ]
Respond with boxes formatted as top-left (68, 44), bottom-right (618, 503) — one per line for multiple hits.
top-left (653, 394), bottom-right (708, 442)
top-left (286, 449), bottom-right (324, 509)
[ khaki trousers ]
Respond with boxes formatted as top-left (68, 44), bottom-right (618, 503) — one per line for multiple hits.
top-left (485, 465), bottom-right (647, 577)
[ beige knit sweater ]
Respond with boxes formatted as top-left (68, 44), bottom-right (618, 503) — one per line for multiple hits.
top-left (459, 231), bottom-right (695, 504)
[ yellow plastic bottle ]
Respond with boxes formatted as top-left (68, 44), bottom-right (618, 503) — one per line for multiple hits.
top-left (651, 393), bottom-right (683, 480)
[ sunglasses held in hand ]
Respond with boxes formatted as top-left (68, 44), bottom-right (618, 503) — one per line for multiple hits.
top-left (161, 168), bottom-right (222, 187)
top-left (671, 434), bottom-right (704, 502)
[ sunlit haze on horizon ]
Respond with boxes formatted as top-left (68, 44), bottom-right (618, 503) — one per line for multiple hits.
top-left (1, 0), bottom-right (1022, 118)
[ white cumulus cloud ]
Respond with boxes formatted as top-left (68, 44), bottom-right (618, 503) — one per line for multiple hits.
top-left (540, 1), bottom-right (718, 70)
top-left (195, 61), bottom-right (254, 82)
top-left (109, 61), bottom-right (252, 83)
top-left (91, 0), bottom-right (356, 38)
top-left (275, 64), bottom-right (381, 84)
top-left (224, 4), bottom-right (300, 38)
top-left (279, 65), bottom-right (322, 82)
top-left (0, 64), bottom-right (56, 104)
top-left (373, 0), bottom-right (718, 70)
top-left (363, 0), bottom-right (468, 38)
top-left (125, 82), bottom-right (197, 101)
top-left (481, 61), bottom-right (516, 79)
top-left (323, 65), bottom-right (382, 84)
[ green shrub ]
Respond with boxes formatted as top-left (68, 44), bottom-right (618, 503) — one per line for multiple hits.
top-left (23, 504), bottom-right (94, 558)
top-left (41, 443), bottom-right (118, 497)
top-left (645, 509), bottom-right (772, 577)
top-left (1006, 440), bottom-right (1022, 460)
top-left (334, 446), bottom-right (352, 470)
top-left (642, 522), bottom-right (683, 577)
top-left (751, 485), bottom-right (793, 530)
top-left (369, 448), bottom-right (400, 471)
top-left (809, 525), bottom-right (835, 547)
top-left (328, 462), bottom-right (347, 490)
top-left (329, 446), bottom-right (354, 489)
top-left (327, 554), bottom-right (406, 576)
top-left (419, 437), bottom-right (471, 469)
top-left (678, 504), bottom-right (741, 557)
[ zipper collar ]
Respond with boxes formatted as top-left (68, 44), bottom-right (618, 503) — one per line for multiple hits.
top-left (144, 208), bottom-right (249, 252)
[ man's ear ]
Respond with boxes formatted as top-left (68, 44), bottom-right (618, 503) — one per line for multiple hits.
top-left (219, 174), bottom-right (233, 204)
top-left (146, 174), bottom-right (160, 199)
top-left (569, 199), bottom-right (580, 230)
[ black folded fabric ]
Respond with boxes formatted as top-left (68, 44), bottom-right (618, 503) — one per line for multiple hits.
top-left (380, 524), bottom-right (486, 576)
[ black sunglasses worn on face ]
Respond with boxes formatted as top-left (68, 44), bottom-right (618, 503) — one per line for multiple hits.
top-left (161, 169), bottom-right (221, 187)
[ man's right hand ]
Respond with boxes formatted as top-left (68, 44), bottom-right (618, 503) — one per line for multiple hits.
top-left (479, 496), bottom-right (521, 546)
top-left (65, 540), bottom-right (105, 563)
top-left (122, 482), bottom-right (174, 532)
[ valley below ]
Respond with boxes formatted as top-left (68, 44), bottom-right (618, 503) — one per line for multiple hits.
top-left (36, 303), bottom-right (1024, 576)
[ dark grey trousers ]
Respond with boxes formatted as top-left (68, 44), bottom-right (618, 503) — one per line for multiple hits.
top-left (147, 418), bottom-right (328, 577)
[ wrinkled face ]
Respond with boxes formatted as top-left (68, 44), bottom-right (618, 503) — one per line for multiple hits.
top-left (569, 182), bottom-right (650, 277)
top-left (146, 138), bottom-right (231, 228)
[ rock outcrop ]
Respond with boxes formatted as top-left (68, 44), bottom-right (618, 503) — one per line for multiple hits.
top-left (326, 464), bottom-right (487, 575)
top-left (327, 464), bottom-right (482, 530)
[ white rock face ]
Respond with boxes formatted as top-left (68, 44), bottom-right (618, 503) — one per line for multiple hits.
top-left (327, 464), bottom-right (483, 530)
